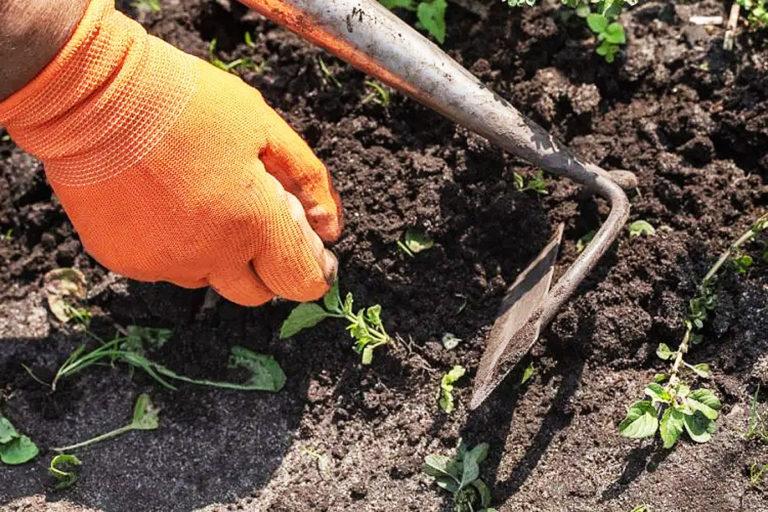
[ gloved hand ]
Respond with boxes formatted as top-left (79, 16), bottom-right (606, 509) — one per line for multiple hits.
top-left (0, 0), bottom-right (342, 306)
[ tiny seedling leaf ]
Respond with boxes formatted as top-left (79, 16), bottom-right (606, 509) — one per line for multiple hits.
top-left (280, 303), bottom-right (330, 338)
top-left (131, 393), bottom-right (160, 430)
top-left (689, 363), bottom-right (712, 378)
top-left (656, 343), bottom-right (674, 360)
top-left (0, 417), bottom-right (18, 444)
top-left (619, 400), bottom-right (659, 439)
top-left (49, 454), bottom-right (82, 490)
top-left (442, 332), bottom-right (462, 350)
top-left (520, 362), bottom-right (535, 385)
top-left (438, 365), bottom-right (466, 413)
top-left (403, 228), bottom-right (434, 254)
top-left (628, 220), bottom-right (656, 238)
top-left (0, 435), bottom-right (39, 465)
top-left (587, 13), bottom-right (609, 33)
top-left (229, 346), bottom-right (286, 392)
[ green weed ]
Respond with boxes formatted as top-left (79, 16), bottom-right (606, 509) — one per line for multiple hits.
top-left (379, 0), bottom-right (448, 43)
top-left (0, 415), bottom-right (38, 465)
top-left (745, 386), bottom-right (768, 443)
top-left (619, 212), bottom-right (768, 448)
top-left (423, 440), bottom-right (497, 512)
top-left (281, 281), bottom-right (392, 365)
top-left (49, 454), bottom-right (81, 490)
top-left (737, 0), bottom-right (768, 27)
top-left (398, 228), bottom-right (434, 257)
top-left (208, 39), bottom-right (267, 75)
top-left (438, 365), bottom-right (466, 413)
top-left (750, 462), bottom-right (768, 487)
top-left (362, 80), bottom-right (392, 107)
top-left (628, 220), bottom-right (655, 239)
top-left (513, 171), bottom-right (549, 195)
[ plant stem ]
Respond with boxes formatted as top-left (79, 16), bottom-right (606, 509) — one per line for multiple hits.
top-left (53, 424), bottom-right (134, 452)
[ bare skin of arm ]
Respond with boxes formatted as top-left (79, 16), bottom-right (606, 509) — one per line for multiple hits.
top-left (0, 0), bottom-right (89, 101)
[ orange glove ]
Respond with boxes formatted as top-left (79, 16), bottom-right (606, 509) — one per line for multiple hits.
top-left (0, 0), bottom-right (342, 306)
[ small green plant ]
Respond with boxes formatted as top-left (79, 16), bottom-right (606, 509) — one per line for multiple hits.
top-left (49, 454), bottom-right (82, 490)
top-left (737, 0), bottom-right (768, 27)
top-left (362, 80), bottom-right (392, 107)
top-left (208, 39), bottom-right (266, 75)
top-left (423, 440), bottom-right (497, 512)
top-left (131, 0), bottom-right (161, 13)
top-left (731, 252), bottom-right (754, 274)
top-left (520, 362), bottom-right (536, 385)
top-left (442, 332), bottom-right (462, 350)
top-left (620, 212), bottom-right (768, 448)
top-left (0, 415), bottom-right (39, 465)
top-left (398, 228), bottom-right (434, 257)
top-left (379, 0), bottom-right (448, 43)
top-left (628, 220), bottom-right (656, 238)
top-left (750, 462), bottom-right (768, 487)
top-left (745, 386), bottom-right (768, 443)
top-left (280, 281), bottom-right (392, 365)
top-left (317, 56), bottom-right (343, 89)
top-left (53, 394), bottom-right (159, 452)
top-left (586, 13), bottom-right (626, 63)
top-left (27, 325), bottom-right (284, 392)
top-left (1, 229), bottom-right (12, 242)
top-left (576, 230), bottom-right (596, 253)
top-left (513, 170), bottom-right (549, 195)
top-left (438, 365), bottom-right (466, 413)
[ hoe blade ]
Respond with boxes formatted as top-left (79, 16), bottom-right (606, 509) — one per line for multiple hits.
top-left (469, 224), bottom-right (564, 410)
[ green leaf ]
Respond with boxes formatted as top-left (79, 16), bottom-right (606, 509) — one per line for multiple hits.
top-left (403, 228), bottom-right (434, 254)
top-left (604, 22), bottom-right (626, 44)
top-left (131, 394), bottom-right (160, 430)
top-left (379, 0), bottom-right (417, 10)
top-left (619, 400), bottom-right (659, 438)
top-left (229, 346), bottom-right (286, 391)
top-left (659, 407), bottom-right (685, 448)
top-left (323, 280), bottom-right (341, 311)
top-left (0, 435), bottom-right (39, 465)
top-left (442, 332), bottom-right (462, 350)
top-left (472, 479), bottom-right (493, 507)
top-left (644, 383), bottom-right (671, 404)
top-left (689, 363), bottom-right (712, 378)
top-left (686, 389), bottom-right (721, 420)
top-left (576, 230), bottom-right (596, 253)
top-left (586, 13), bottom-right (608, 33)
top-left (0, 417), bottom-right (19, 444)
top-left (280, 303), bottom-right (330, 338)
top-left (417, 0), bottom-right (447, 43)
top-left (656, 342), bottom-right (674, 360)
top-left (438, 365), bottom-right (466, 413)
top-left (683, 411), bottom-right (714, 443)
top-left (520, 362), bottom-right (535, 385)
top-left (628, 220), bottom-right (656, 238)
top-left (653, 373), bottom-right (669, 383)
top-left (49, 453), bottom-right (82, 490)
top-left (423, 453), bottom-right (461, 485)
top-left (465, 442), bottom-right (489, 466)
top-left (361, 346), bottom-right (374, 365)
top-left (365, 305), bottom-right (382, 326)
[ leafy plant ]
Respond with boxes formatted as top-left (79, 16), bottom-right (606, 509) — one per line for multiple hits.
top-left (620, 212), bottom-right (768, 448)
top-left (438, 365), bottom-right (466, 413)
top-left (131, 0), bottom-right (161, 13)
top-left (49, 454), bottom-right (82, 490)
top-left (53, 394), bottom-right (159, 452)
top-left (586, 13), bottom-right (626, 63)
top-left (628, 220), bottom-right (655, 238)
top-left (398, 228), bottom-right (434, 257)
top-left (280, 281), bottom-right (392, 365)
top-left (379, 0), bottom-right (448, 43)
top-left (423, 440), bottom-right (497, 512)
top-left (0, 415), bottom-right (39, 465)
top-left (28, 326), bottom-right (284, 392)
top-left (513, 170), bottom-right (549, 195)
top-left (737, 0), bottom-right (768, 27)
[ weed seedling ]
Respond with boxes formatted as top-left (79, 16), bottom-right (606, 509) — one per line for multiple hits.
top-left (438, 365), bottom-right (466, 413)
top-left (379, 0), bottom-right (448, 43)
top-left (737, 0), bottom-right (768, 27)
top-left (576, 230), bottom-right (596, 253)
top-left (30, 326), bottom-right (285, 393)
top-left (513, 170), bottom-right (549, 195)
top-left (423, 440), bottom-right (497, 512)
top-left (398, 228), bottom-right (434, 257)
top-left (620, 212), bottom-right (768, 448)
top-left (362, 80), bottom-right (392, 107)
top-left (208, 39), bottom-right (266, 75)
top-left (586, 13), bottom-right (626, 63)
top-left (520, 362), bottom-right (536, 385)
top-left (317, 56), bottom-right (343, 89)
top-left (280, 281), bottom-right (392, 365)
top-left (745, 386), bottom-right (768, 443)
top-left (49, 454), bottom-right (82, 490)
top-left (628, 220), bottom-right (656, 239)
top-left (0, 415), bottom-right (39, 465)
top-left (750, 462), bottom-right (768, 487)
top-left (53, 394), bottom-right (159, 452)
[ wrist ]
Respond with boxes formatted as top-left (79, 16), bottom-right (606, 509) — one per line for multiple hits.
top-left (0, 0), bottom-right (89, 101)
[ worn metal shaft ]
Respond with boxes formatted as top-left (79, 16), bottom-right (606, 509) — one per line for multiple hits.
top-left (240, 0), bottom-right (630, 331)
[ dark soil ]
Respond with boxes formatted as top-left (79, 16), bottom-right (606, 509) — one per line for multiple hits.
top-left (2, 0), bottom-right (768, 510)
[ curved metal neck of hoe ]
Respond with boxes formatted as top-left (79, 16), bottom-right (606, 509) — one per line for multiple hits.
top-left (243, 0), bottom-right (630, 324)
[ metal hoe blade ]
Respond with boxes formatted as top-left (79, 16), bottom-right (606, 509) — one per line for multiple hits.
top-left (242, 0), bottom-right (634, 408)
top-left (470, 224), bottom-right (563, 410)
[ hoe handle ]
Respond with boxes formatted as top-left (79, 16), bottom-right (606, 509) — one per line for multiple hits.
top-left (240, 0), bottom-right (631, 327)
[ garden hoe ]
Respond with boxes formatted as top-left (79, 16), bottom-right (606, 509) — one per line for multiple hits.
top-left (240, 0), bottom-right (635, 409)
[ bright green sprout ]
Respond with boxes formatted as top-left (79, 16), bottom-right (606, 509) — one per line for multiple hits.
top-left (362, 80), bottom-right (392, 107)
top-left (576, 230), bottom-right (596, 253)
top-left (280, 281), bottom-right (393, 365)
top-left (750, 462), bottom-right (768, 487)
top-left (244, 31), bottom-right (256, 48)
top-left (438, 365), bottom-right (466, 413)
top-left (737, 0), bottom-right (768, 27)
top-left (208, 39), bottom-right (267, 75)
top-left (1, 229), bottom-right (12, 242)
top-left (587, 13), bottom-right (626, 63)
top-left (731, 252), bottom-right (754, 274)
top-left (520, 362), bottom-right (535, 385)
top-left (26, 325), bottom-right (284, 392)
top-left (379, 0), bottom-right (448, 43)
top-left (49, 454), bottom-right (82, 490)
top-left (513, 170), bottom-right (549, 195)
top-left (620, 212), bottom-right (768, 448)
top-left (53, 394), bottom-right (159, 453)
top-left (0, 415), bottom-right (39, 465)
top-left (317, 56), bottom-right (343, 89)
top-left (131, 0), bottom-right (161, 13)
top-left (628, 220), bottom-right (655, 238)
top-left (398, 227), bottom-right (434, 257)
top-left (423, 440), bottom-right (497, 512)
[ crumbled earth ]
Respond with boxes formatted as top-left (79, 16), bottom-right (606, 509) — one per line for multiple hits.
top-left (1, 0), bottom-right (767, 511)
